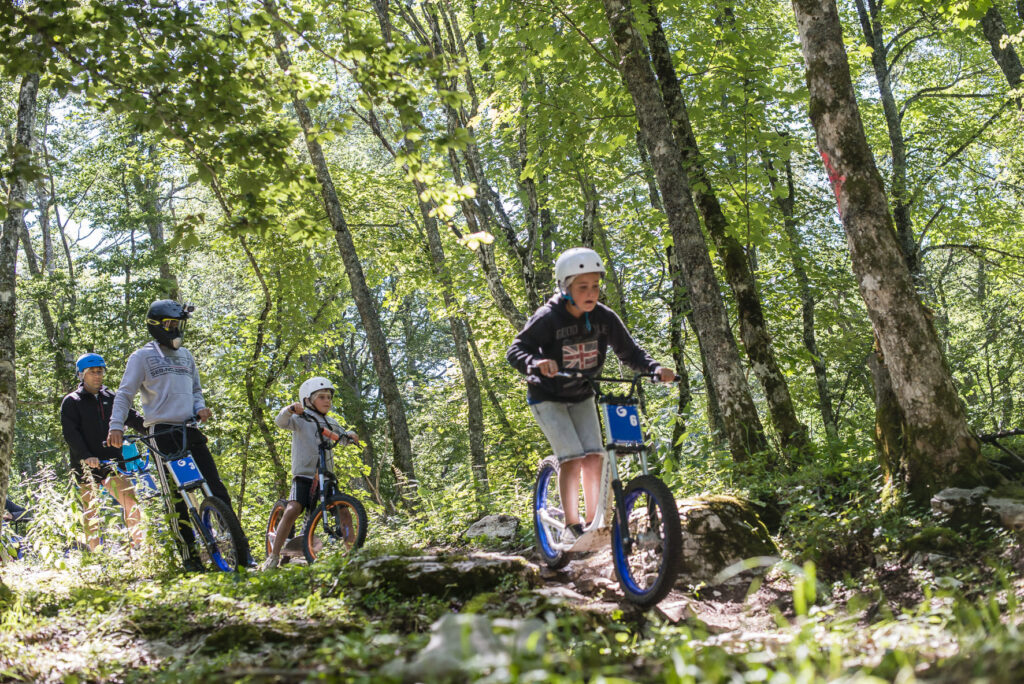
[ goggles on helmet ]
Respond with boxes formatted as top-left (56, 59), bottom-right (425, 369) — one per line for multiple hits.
top-left (147, 317), bottom-right (183, 331)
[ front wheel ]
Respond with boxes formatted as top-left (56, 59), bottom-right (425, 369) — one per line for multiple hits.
top-left (611, 475), bottom-right (682, 607)
top-left (197, 497), bottom-right (245, 572)
top-left (533, 456), bottom-right (569, 569)
top-left (300, 494), bottom-right (367, 564)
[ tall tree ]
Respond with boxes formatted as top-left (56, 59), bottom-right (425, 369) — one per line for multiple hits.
top-left (367, 0), bottom-right (490, 504)
top-left (271, 29), bottom-right (418, 499)
top-left (791, 0), bottom-right (984, 500)
top-left (852, 0), bottom-right (922, 278)
top-left (1, 72), bottom-right (40, 519)
top-left (763, 152), bottom-right (839, 442)
top-left (601, 0), bottom-right (769, 461)
top-left (645, 1), bottom-right (809, 454)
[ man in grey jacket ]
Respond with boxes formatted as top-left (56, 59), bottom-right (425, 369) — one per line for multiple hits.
top-left (107, 299), bottom-right (254, 569)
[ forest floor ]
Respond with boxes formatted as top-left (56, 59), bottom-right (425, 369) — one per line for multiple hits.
top-left (2, 528), bottom-right (1022, 683)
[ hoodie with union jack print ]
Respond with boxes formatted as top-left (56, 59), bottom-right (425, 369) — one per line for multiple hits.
top-left (507, 293), bottom-right (661, 404)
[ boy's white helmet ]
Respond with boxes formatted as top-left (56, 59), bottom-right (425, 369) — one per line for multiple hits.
top-left (555, 247), bottom-right (606, 292)
top-left (299, 376), bottom-right (335, 407)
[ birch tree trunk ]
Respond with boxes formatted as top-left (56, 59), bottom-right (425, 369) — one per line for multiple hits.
top-left (602, 0), bottom-right (769, 461)
top-left (791, 0), bottom-right (984, 500)
top-left (646, 3), bottom-right (808, 454)
top-left (272, 36), bottom-right (418, 499)
top-left (1, 72), bottom-right (39, 520)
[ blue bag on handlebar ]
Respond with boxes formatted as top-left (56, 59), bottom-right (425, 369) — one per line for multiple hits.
top-left (121, 443), bottom-right (146, 473)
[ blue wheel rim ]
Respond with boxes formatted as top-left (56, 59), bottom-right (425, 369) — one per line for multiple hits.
top-left (534, 465), bottom-right (559, 560)
top-left (612, 487), bottom-right (663, 596)
top-left (201, 508), bottom-right (233, 572)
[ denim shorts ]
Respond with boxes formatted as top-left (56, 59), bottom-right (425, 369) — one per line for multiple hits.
top-left (530, 397), bottom-right (606, 463)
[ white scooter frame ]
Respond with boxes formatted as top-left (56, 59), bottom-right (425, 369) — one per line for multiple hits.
top-left (536, 382), bottom-right (651, 553)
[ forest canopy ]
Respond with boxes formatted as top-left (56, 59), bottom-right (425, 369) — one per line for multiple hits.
top-left (2, 0), bottom-right (1024, 678)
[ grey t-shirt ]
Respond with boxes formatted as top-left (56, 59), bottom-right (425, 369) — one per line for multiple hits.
top-left (275, 407), bottom-right (345, 478)
top-left (110, 341), bottom-right (206, 432)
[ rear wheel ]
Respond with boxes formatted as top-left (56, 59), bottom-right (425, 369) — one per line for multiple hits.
top-left (610, 475), bottom-right (682, 607)
top-left (300, 494), bottom-right (367, 563)
top-left (533, 456), bottom-right (569, 569)
top-left (196, 497), bottom-right (245, 572)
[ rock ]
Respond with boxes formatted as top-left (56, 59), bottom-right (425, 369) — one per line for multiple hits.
top-left (654, 592), bottom-right (695, 623)
top-left (929, 487), bottom-right (1024, 531)
top-left (930, 487), bottom-right (992, 520)
top-left (533, 584), bottom-right (590, 604)
top-left (676, 496), bottom-right (778, 586)
top-left (464, 514), bottom-right (520, 544)
top-left (984, 498), bottom-right (1024, 530)
top-left (390, 613), bottom-right (548, 682)
top-left (349, 552), bottom-right (539, 596)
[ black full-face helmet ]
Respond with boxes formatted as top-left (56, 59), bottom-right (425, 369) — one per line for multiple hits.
top-left (146, 299), bottom-right (193, 349)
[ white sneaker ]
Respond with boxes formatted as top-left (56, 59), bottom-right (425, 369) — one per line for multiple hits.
top-left (560, 523), bottom-right (584, 544)
top-left (260, 554), bottom-right (280, 571)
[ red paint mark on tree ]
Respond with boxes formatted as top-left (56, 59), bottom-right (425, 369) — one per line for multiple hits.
top-left (820, 151), bottom-right (846, 216)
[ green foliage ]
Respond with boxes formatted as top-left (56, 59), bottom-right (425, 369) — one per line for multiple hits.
top-left (4, 0), bottom-right (1024, 677)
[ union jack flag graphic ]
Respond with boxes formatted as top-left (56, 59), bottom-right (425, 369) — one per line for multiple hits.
top-left (562, 340), bottom-right (599, 370)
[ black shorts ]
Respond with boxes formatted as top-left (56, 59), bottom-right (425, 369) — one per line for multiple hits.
top-left (73, 461), bottom-right (116, 487)
top-left (289, 476), bottom-right (314, 512)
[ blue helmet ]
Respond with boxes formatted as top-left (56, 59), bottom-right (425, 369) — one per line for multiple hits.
top-left (76, 353), bottom-right (106, 374)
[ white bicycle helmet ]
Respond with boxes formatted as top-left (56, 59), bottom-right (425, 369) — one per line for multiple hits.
top-left (299, 376), bottom-right (335, 407)
top-left (554, 247), bottom-right (606, 292)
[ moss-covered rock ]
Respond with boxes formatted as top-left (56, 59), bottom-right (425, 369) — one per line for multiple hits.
top-left (676, 496), bottom-right (778, 584)
top-left (348, 552), bottom-right (540, 596)
top-left (903, 526), bottom-right (965, 555)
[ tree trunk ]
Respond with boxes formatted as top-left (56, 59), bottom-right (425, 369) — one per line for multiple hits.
top-left (666, 245), bottom-right (694, 462)
top-left (237, 237), bottom-right (289, 498)
top-left (18, 220), bottom-right (74, 391)
top-left (764, 153), bottom-right (839, 442)
top-left (408, 2), bottom-right (532, 324)
top-left (334, 336), bottom-right (389, 511)
top-left (636, 126), bottom-right (725, 444)
top-left (646, 2), bottom-right (808, 455)
top-left (0, 72), bottom-right (39, 520)
top-left (791, 0), bottom-right (984, 500)
top-left (867, 339), bottom-right (905, 505)
top-left (980, 4), bottom-right (1024, 100)
top-left (272, 34), bottom-right (418, 500)
top-left (853, 0), bottom-right (919, 278)
top-left (132, 142), bottom-right (179, 299)
top-left (415, 186), bottom-right (490, 506)
top-left (602, 0), bottom-right (768, 461)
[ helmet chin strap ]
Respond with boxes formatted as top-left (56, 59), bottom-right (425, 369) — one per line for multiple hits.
top-left (561, 289), bottom-right (593, 333)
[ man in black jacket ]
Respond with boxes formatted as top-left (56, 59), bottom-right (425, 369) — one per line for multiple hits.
top-left (60, 353), bottom-right (146, 551)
